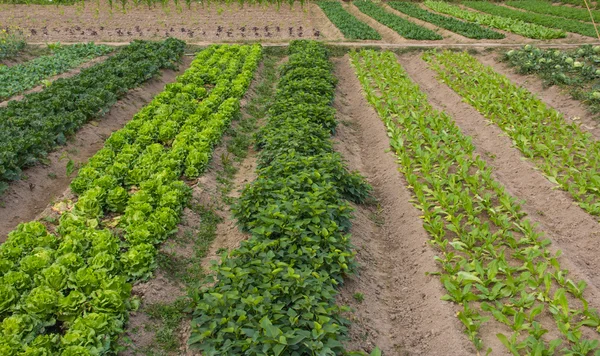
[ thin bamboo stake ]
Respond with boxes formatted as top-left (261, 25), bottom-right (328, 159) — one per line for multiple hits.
top-left (582, 0), bottom-right (600, 40)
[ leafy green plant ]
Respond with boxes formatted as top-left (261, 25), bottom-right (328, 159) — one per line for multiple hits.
top-left (318, 1), bottom-right (381, 40)
top-left (355, 0), bottom-right (443, 40)
top-left (388, 2), bottom-right (504, 39)
top-left (0, 42), bottom-right (113, 100)
top-left (0, 29), bottom-right (26, 60)
top-left (424, 1), bottom-right (565, 39)
top-left (463, 1), bottom-right (598, 38)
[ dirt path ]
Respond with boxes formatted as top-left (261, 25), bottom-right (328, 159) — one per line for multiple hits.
top-left (331, 55), bottom-right (474, 355)
top-left (398, 51), bottom-right (600, 308)
top-left (476, 51), bottom-right (600, 140)
top-left (0, 53), bottom-right (112, 106)
top-left (0, 56), bottom-right (193, 241)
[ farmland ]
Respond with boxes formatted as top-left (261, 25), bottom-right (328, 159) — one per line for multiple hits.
top-left (3, 0), bottom-right (600, 355)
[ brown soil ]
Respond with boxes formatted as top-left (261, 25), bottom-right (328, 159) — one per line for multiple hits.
top-left (0, 44), bottom-right (53, 67)
top-left (399, 50), bottom-right (600, 337)
top-left (0, 2), bottom-right (339, 42)
top-left (0, 56), bottom-right (193, 242)
top-left (331, 54), bottom-right (474, 355)
top-left (0, 53), bottom-right (111, 106)
top-left (476, 51), bottom-right (600, 140)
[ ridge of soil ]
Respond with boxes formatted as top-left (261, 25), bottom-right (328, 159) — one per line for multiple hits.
top-left (0, 56), bottom-right (193, 241)
top-left (331, 54), bottom-right (474, 355)
top-left (476, 51), bottom-right (600, 140)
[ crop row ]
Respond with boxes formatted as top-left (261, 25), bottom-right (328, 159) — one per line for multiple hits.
top-left (0, 43), bottom-right (113, 101)
top-left (387, 2), bottom-right (504, 39)
top-left (508, 0), bottom-right (600, 23)
top-left (318, 1), bottom-right (381, 40)
top-left (426, 50), bottom-right (600, 219)
top-left (463, 1), bottom-right (598, 38)
top-left (355, 0), bottom-right (443, 40)
top-left (351, 49), bottom-right (600, 354)
top-left (0, 39), bottom-right (184, 191)
top-left (188, 40), bottom-right (371, 355)
top-left (505, 45), bottom-right (600, 112)
top-left (0, 43), bottom-right (262, 355)
top-left (424, 1), bottom-right (565, 39)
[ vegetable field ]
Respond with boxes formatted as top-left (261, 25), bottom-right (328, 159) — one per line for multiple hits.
top-left (2, 0), bottom-right (600, 355)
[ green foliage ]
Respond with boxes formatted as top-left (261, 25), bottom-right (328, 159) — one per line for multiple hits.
top-left (0, 38), bottom-right (185, 186)
top-left (424, 1), bottom-right (565, 39)
top-left (388, 2), bottom-right (504, 39)
top-left (188, 40), bottom-right (371, 355)
top-left (352, 49), bottom-right (600, 354)
top-left (508, 0), bottom-right (600, 23)
top-left (0, 29), bottom-right (26, 60)
top-left (355, 0), bottom-right (443, 40)
top-left (463, 1), bottom-right (598, 38)
top-left (0, 44), bottom-right (262, 354)
top-left (504, 44), bottom-right (600, 112)
top-left (0, 43), bottom-right (113, 100)
top-left (318, 1), bottom-right (381, 40)
top-left (430, 48), bottom-right (600, 219)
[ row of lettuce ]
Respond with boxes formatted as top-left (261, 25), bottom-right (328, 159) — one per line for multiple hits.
top-left (188, 41), bottom-right (371, 354)
top-left (0, 39), bottom-right (184, 192)
top-left (0, 43), bottom-right (262, 354)
top-left (351, 49), bottom-right (600, 354)
top-left (0, 43), bottom-right (113, 101)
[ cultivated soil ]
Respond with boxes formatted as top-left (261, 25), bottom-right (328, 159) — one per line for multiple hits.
top-left (0, 2), bottom-right (339, 42)
top-left (0, 55), bottom-right (194, 241)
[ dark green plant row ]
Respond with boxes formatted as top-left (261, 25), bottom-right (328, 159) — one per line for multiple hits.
top-left (463, 1), bottom-right (598, 38)
top-left (353, 49), bottom-right (600, 355)
top-left (0, 39), bottom-right (184, 193)
top-left (318, 1), bottom-right (381, 40)
top-left (388, 1), bottom-right (504, 39)
top-left (424, 1), bottom-right (564, 39)
top-left (355, 0), bottom-right (443, 40)
top-left (188, 40), bottom-right (372, 355)
top-left (0, 44), bottom-right (262, 355)
top-left (504, 44), bottom-right (600, 112)
top-left (508, 0), bottom-right (600, 23)
top-left (0, 30), bottom-right (26, 61)
top-left (0, 43), bottom-right (113, 101)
